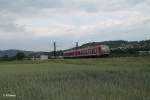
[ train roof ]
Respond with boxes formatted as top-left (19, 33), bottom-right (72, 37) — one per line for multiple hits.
top-left (64, 45), bottom-right (109, 53)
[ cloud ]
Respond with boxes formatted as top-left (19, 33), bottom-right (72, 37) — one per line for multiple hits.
top-left (0, 0), bottom-right (149, 50)
top-left (0, 0), bottom-right (148, 13)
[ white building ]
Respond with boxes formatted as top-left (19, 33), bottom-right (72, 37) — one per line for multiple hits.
top-left (40, 55), bottom-right (48, 60)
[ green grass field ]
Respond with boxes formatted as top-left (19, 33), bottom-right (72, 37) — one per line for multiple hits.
top-left (0, 57), bottom-right (150, 100)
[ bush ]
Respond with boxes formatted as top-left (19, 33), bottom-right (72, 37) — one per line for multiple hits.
top-left (16, 52), bottom-right (25, 60)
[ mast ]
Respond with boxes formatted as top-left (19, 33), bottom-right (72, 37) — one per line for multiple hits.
top-left (54, 42), bottom-right (56, 58)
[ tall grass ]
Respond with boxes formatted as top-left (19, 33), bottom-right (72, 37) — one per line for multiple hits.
top-left (0, 57), bottom-right (150, 100)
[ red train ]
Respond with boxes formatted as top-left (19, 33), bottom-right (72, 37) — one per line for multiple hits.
top-left (63, 45), bottom-right (110, 58)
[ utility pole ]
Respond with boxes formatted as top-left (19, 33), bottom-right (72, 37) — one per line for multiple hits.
top-left (76, 42), bottom-right (78, 49)
top-left (75, 42), bottom-right (78, 56)
top-left (54, 42), bottom-right (56, 58)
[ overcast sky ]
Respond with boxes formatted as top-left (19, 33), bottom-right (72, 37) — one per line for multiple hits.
top-left (0, 0), bottom-right (150, 51)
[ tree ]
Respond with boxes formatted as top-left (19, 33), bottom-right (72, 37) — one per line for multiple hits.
top-left (2, 55), bottom-right (9, 59)
top-left (16, 52), bottom-right (25, 60)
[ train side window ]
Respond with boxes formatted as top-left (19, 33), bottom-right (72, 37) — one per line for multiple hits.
top-left (96, 48), bottom-right (97, 53)
top-left (90, 49), bottom-right (92, 54)
top-left (83, 50), bottom-right (85, 55)
top-left (94, 49), bottom-right (96, 54)
top-left (88, 49), bottom-right (89, 54)
top-left (92, 49), bottom-right (94, 54)
top-left (93, 49), bottom-right (95, 54)
top-left (97, 48), bottom-right (99, 54)
top-left (94, 48), bottom-right (96, 54)
top-left (85, 50), bottom-right (87, 55)
top-left (96, 48), bottom-right (98, 54)
top-left (99, 47), bottom-right (101, 51)
top-left (84, 50), bottom-right (86, 55)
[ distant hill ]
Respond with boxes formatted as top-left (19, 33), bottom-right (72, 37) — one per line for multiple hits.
top-left (80, 40), bottom-right (150, 49)
top-left (0, 50), bottom-right (33, 57)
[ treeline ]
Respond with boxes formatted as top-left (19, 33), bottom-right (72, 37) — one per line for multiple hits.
top-left (0, 52), bottom-right (26, 61)
top-left (110, 48), bottom-right (144, 57)
top-left (109, 40), bottom-right (150, 57)
top-left (81, 40), bottom-right (150, 49)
